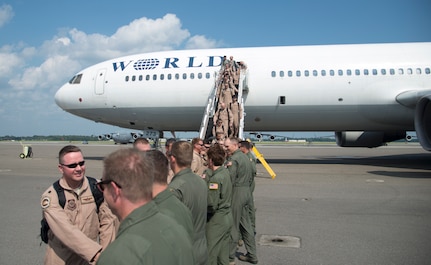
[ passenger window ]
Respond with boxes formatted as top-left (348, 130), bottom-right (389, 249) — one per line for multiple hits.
top-left (152, 74), bottom-right (157, 81)
top-left (355, 69), bottom-right (360, 76)
top-left (346, 69), bottom-right (352, 76)
top-left (372, 69), bottom-right (378, 75)
top-left (190, 73), bottom-right (195, 79)
top-left (206, 73), bottom-right (210, 79)
top-left (146, 75), bottom-right (150, 81)
top-left (288, 71), bottom-right (293, 77)
top-left (198, 73), bottom-right (202, 79)
top-left (280, 71), bottom-right (285, 77)
top-left (329, 70), bottom-right (334, 76)
top-left (426, 68), bottom-right (430, 74)
top-left (160, 74), bottom-right (165, 80)
top-left (313, 70), bottom-right (318, 76)
top-left (168, 74), bottom-right (172, 80)
top-left (364, 69), bottom-right (369, 75)
top-left (390, 69), bottom-right (395, 75)
top-left (183, 73), bottom-right (187, 79)
top-left (321, 70), bottom-right (326, 76)
top-left (407, 68), bottom-right (412, 75)
top-left (139, 75), bottom-right (143, 81)
top-left (304, 70), bottom-right (309, 77)
top-left (271, 71), bottom-right (276, 77)
top-left (296, 70), bottom-right (301, 77)
top-left (125, 76), bottom-right (129, 82)
top-left (175, 73), bottom-right (180, 80)
top-left (398, 68), bottom-right (404, 75)
top-left (381, 69), bottom-right (386, 75)
top-left (338, 70), bottom-right (343, 76)
top-left (416, 68), bottom-right (422, 74)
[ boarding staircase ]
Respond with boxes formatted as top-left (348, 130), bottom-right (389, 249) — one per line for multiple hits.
top-left (197, 63), bottom-right (276, 179)
top-left (198, 62), bottom-right (248, 140)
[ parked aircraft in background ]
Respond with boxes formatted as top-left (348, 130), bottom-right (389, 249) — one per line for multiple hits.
top-left (55, 42), bottom-right (431, 151)
top-left (248, 132), bottom-right (285, 141)
top-left (98, 130), bottom-right (161, 144)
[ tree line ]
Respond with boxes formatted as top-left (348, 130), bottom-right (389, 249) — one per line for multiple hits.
top-left (0, 135), bottom-right (99, 141)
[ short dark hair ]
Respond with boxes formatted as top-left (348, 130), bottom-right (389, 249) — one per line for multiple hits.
top-left (145, 150), bottom-right (168, 184)
top-left (171, 141), bottom-right (193, 167)
top-left (103, 148), bottom-right (153, 202)
top-left (207, 144), bottom-right (226, 166)
top-left (59, 145), bottom-right (81, 164)
top-left (239, 140), bottom-right (252, 150)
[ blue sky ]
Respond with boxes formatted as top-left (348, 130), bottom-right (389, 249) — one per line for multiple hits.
top-left (0, 0), bottom-right (430, 138)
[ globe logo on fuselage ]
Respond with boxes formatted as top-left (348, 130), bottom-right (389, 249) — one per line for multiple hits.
top-left (133, 58), bottom-right (160, 70)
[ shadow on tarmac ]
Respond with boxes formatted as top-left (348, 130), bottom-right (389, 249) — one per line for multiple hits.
top-left (265, 153), bottom-right (431, 171)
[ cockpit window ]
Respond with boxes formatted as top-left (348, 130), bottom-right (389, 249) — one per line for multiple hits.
top-left (68, 74), bottom-right (83, 84)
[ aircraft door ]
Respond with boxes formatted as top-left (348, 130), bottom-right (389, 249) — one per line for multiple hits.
top-left (94, 69), bottom-right (106, 95)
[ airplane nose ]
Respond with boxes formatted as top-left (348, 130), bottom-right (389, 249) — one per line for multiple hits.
top-left (55, 82), bottom-right (77, 110)
top-left (54, 84), bottom-right (66, 109)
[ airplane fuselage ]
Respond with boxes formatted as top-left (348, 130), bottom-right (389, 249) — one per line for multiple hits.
top-left (55, 42), bottom-right (431, 148)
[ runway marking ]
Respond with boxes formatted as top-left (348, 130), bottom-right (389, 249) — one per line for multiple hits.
top-left (366, 179), bottom-right (385, 183)
top-left (259, 235), bottom-right (301, 248)
top-left (0, 169), bottom-right (12, 172)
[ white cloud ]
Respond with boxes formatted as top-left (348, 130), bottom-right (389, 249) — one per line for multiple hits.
top-left (0, 4), bottom-right (13, 28)
top-left (0, 51), bottom-right (21, 76)
top-left (185, 35), bottom-right (221, 49)
top-left (112, 14), bottom-right (191, 52)
top-left (0, 13), bottom-right (221, 136)
top-left (8, 55), bottom-right (80, 91)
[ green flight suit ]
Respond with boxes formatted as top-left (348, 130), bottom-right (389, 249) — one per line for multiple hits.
top-left (227, 149), bottom-right (257, 262)
top-left (244, 151), bottom-right (256, 233)
top-left (206, 166), bottom-right (233, 265)
top-left (96, 201), bottom-right (194, 265)
top-left (169, 168), bottom-right (208, 265)
top-left (154, 189), bottom-right (194, 241)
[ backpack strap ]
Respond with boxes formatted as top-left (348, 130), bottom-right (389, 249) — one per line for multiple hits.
top-left (86, 176), bottom-right (104, 212)
top-left (53, 180), bottom-right (66, 209)
top-left (52, 177), bottom-right (104, 212)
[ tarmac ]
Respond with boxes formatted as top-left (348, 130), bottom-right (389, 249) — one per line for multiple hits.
top-left (1, 141), bottom-right (430, 265)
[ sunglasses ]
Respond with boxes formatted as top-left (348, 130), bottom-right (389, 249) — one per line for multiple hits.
top-left (61, 161), bottom-right (85, 168)
top-left (96, 179), bottom-right (122, 192)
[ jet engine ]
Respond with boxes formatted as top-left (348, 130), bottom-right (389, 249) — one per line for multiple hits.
top-left (98, 135), bottom-right (106, 140)
top-left (415, 95), bottom-right (431, 151)
top-left (335, 131), bottom-right (406, 148)
top-left (132, 133), bottom-right (140, 140)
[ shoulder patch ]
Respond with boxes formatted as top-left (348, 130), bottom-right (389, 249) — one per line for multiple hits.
top-left (41, 197), bottom-right (51, 209)
top-left (209, 183), bottom-right (219, 190)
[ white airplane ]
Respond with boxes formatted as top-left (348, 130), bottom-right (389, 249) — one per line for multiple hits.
top-left (55, 42), bottom-right (431, 151)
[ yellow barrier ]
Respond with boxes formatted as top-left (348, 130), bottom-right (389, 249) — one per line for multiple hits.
top-left (251, 145), bottom-right (276, 179)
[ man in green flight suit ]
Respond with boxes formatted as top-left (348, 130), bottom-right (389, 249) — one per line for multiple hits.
top-left (168, 141), bottom-right (209, 265)
top-left (224, 137), bottom-right (258, 264)
top-left (206, 144), bottom-right (233, 265)
top-left (239, 140), bottom-right (257, 235)
top-left (147, 149), bottom-right (194, 241)
top-left (96, 148), bottom-right (194, 265)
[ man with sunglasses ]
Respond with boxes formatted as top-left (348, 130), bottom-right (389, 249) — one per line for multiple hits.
top-left (40, 145), bottom-right (117, 265)
top-left (191, 137), bottom-right (207, 177)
